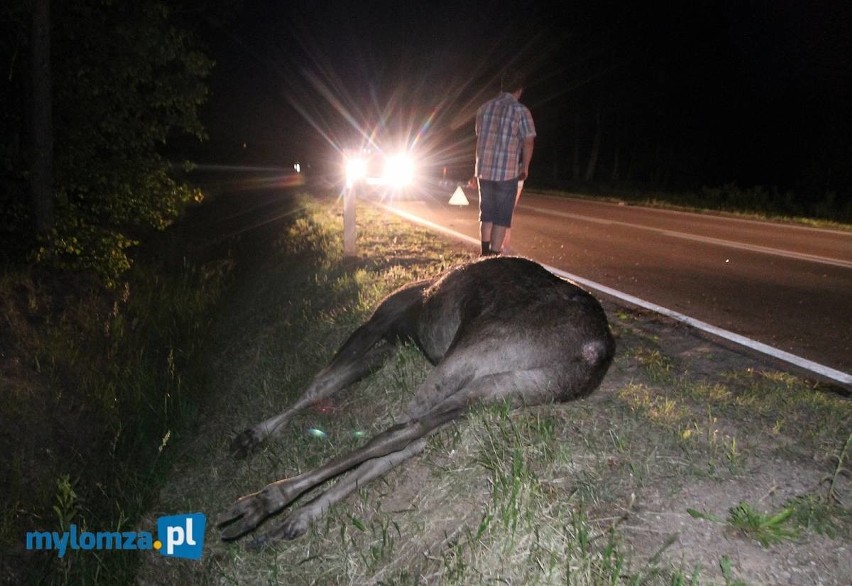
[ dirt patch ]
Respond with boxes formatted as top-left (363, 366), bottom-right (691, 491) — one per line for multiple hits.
top-left (626, 475), bottom-right (851, 585)
top-left (597, 301), bottom-right (851, 584)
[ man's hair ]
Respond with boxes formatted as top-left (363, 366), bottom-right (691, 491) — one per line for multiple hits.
top-left (500, 68), bottom-right (526, 93)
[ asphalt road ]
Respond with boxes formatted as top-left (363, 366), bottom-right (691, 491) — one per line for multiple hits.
top-left (383, 189), bottom-right (852, 381)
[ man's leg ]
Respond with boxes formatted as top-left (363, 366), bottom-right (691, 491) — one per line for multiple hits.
top-left (478, 179), bottom-right (496, 255)
top-left (502, 180), bottom-right (524, 253)
top-left (479, 221), bottom-right (492, 255)
top-left (490, 224), bottom-right (508, 254)
top-left (489, 179), bottom-right (518, 254)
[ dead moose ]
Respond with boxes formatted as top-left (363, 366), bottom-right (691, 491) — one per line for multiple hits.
top-left (218, 256), bottom-right (615, 546)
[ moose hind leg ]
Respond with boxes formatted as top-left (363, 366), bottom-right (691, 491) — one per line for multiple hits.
top-left (251, 438), bottom-right (428, 546)
top-left (238, 364), bottom-right (584, 545)
top-left (220, 407), bottom-right (461, 540)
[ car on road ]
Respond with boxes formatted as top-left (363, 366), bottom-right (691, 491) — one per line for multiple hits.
top-left (343, 143), bottom-right (417, 199)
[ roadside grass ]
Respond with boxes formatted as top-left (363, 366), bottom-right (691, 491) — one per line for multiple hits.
top-left (136, 194), bottom-right (851, 585)
top-left (687, 504), bottom-right (799, 547)
top-left (0, 235), bottom-right (234, 584)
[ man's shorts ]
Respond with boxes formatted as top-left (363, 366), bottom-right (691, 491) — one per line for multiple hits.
top-left (478, 177), bottom-right (519, 227)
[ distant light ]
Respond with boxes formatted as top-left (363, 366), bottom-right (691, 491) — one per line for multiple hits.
top-left (294, 162), bottom-right (301, 173)
top-left (353, 430), bottom-right (366, 438)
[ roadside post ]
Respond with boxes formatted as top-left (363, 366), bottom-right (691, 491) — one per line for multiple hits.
top-left (343, 184), bottom-right (356, 257)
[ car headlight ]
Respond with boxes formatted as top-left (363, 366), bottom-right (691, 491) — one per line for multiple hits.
top-left (383, 153), bottom-right (415, 188)
top-left (345, 157), bottom-right (367, 187)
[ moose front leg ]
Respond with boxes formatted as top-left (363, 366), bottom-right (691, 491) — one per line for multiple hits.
top-left (217, 474), bottom-right (309, 540)
top-left (250, 438), bottom-right (428, 546)
top-left (230, 343), bottom-right (397, 458)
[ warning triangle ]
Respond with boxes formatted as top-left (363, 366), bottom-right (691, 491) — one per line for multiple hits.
top-left (448, 186), bottom-right (470, 206)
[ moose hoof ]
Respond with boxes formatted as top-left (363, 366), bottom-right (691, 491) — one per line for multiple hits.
top-left (230, 428), bottom-right (265, 459)
top-left (251, 511), bottom-right (310, 546)
top-left (217, 487), bottom-right (280, 541)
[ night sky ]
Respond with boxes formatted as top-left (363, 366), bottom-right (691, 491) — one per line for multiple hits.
top-left (196, 0), bottom-right (852, 200)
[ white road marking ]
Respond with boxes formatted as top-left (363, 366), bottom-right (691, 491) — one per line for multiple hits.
top-left (377, 202), bottom-right (852, 387)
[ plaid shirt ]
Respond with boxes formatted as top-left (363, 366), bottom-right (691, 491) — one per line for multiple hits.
top-left (475, 92), bottom-right (536, 181)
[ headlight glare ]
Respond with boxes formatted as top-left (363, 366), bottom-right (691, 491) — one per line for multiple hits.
top-left (345, 157), bottom-right (367, 187)
top-left (383, 153), bottom-right (415, 188)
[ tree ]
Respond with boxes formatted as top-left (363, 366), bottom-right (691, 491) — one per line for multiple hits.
top-left (2, 0), bottom-right (213, 283)
top-left (29, 0), bottom-right (53, 233)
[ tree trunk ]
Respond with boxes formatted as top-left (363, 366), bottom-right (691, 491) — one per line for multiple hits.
top-left (30, 0), bottom-right (54, 233)
top-left (584, 109), bottom-right (602, 182)
top-left (571, 113), bottom-right (581, 181)
top-left (610, 124), bottom-right (621, 183)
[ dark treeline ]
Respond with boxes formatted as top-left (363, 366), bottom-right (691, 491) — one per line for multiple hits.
top-left (221, 0), bottom-right (851, 220)
top-left (527, 2), bottom-right (852, 207)
top-left (0, 0), bottom-right (229, 281)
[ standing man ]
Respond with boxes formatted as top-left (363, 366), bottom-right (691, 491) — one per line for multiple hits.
top-left (475, 68), bottom-right (536, 256)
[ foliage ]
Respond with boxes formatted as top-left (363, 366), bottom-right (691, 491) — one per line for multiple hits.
top-left (1, 0), bottom-right (212, 284)
top-left (682, 183), bottom-right (849, 222)
top-left (0, 224), bottom-right (234, 584)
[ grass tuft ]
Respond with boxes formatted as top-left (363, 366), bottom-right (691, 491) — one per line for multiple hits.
top-left (726, 502), bottom-right (799, 547)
